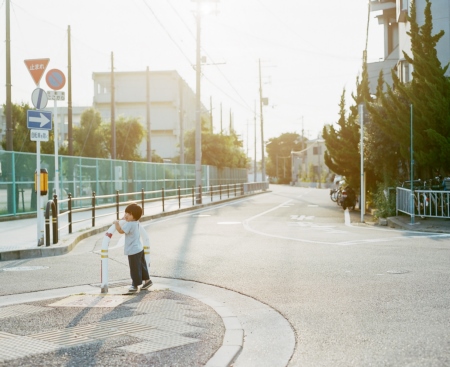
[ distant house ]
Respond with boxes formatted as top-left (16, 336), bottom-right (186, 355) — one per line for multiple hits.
top-left (291, 138), bottom-right (330, 186)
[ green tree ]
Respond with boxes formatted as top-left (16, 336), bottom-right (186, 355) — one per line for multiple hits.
top-left (322, 89), bottom-right (361, 189)
top-left (183, 130), bottom-right (248, 169)
top-left (368, 0), bottom-right (450, 180)
top-left (66, 108), bottom-right (108, 158)
top-left (104, 116), bottom-right (146, 161)
top-left (1, 102), bottom-right (54, 154)
top-left (365, 72), bottom-right (408, 186)
top-left (265, 132), bottom-right (303, 184)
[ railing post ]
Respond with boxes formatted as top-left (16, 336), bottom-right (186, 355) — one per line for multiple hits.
top-left (178, 186), bottom-right (181, 209)
top-left (199, 185), bottom-right (202, 204)
top-left (162, 188), bottom-right (165, 212)
top-left (116, 190), bottom-right (120, 220)
top-left (192, 186), bottom-right (195, 205)
top-left (220, 184), bottom-right (222, 200)
top-left (227, 184), bottom-right (229, 198)
top-left (211, 185), bottom-right (213, 202)
top-left (141, 188), bottom-right (145, 215)
top-left (92, 191), bottom-right (96, 227)
top-left (234, 183), bottom-right (237, 197)
top-left (68, 193), bottom-right (73, 234)
top-left (241, 183), bottom-right (244, 196)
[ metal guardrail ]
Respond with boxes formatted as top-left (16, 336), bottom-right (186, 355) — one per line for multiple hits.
top-left (44, 182), bottom-right (269, 245)
top-left (396, 187), bottom-right (450, 218)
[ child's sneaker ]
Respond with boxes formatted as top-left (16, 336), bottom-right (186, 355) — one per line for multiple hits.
top-left (127, 285), bottom-right (138, 292)
top-left (141, 280), bottom-right (153, 290)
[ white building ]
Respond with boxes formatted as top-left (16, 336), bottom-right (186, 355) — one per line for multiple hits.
top-left (368, 0), bottom-right (450, 92)
top-left (1, 70), bottom-right (209, 160)
top-left (291, 138), bottom-right (329, 185)
top-left (92, 70), bottom-right (210, 160)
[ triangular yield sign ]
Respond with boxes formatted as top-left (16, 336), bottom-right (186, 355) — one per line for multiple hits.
top-left (24, 58), bottom-right (50, 86)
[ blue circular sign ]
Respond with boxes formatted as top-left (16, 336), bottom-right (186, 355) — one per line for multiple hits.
top-left (46, 69), bottom-right (66, 90)
top-left (31, 88), bottom-right (48, 109)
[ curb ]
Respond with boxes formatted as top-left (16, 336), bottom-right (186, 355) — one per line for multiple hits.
top-left (167, 286), bottom-right (243, 367)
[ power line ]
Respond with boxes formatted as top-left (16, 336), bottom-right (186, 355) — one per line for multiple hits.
top-left (140, 0), bottom-right (194, 69)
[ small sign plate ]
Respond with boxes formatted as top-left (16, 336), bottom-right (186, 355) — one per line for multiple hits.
top-left (30, 129), bottom-right (49, 142)
top-left (47, 90), bottom-right (65, 101)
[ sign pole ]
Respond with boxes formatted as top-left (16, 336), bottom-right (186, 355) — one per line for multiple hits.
top-left (24, 59), bottom-right (51, 247)
top-left (46, 68), bottom-right (66, 224)
top-left (53, 98), bottom-right (60, 203)
top-left (360, 104), bottom-right (365, 222)
top-left (36, 141), bottom-right (44, 246)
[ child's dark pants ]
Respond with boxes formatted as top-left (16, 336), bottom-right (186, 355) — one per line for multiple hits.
top-left (128, 250), bottom-right (149, 287)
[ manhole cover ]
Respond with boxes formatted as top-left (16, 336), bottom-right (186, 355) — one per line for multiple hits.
top-left (2, 266), bottom-right (49, 272)
top-left (386, 269), bottom-right (410, 274)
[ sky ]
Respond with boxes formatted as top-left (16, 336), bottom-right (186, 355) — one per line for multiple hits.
top-left (0, 0), bottom-right (383, 158)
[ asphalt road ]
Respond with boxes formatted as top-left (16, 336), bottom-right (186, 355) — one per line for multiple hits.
top-left (2, 185), bottom-right (450, 366)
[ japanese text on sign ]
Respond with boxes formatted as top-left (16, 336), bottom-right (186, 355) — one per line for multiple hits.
top-left (30, 129), bottom-right (49, 142)
top-left (28, 63), bottom-right (46, 71)
top-left (47, 91), bottom-right (65, 101)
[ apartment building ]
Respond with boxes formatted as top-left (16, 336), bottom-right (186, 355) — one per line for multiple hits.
top-left (92, 70), bottom-right (209, 160)
top-left (1, 70), bottom-right (208, 160)
top-left (368, 0), bottom-right (450, 92)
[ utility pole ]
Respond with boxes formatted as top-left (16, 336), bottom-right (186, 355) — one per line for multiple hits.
top-left (146, 66), bottom-right (152, 162)
top-left (254, 100), bottom-right (257, 182)
top-left (111, 52), bottom-right (116, 160)
top-left (195, 0), bottom-right (202, 203)
top-left (210, 96), bottom-right (213, 132)
top-left (68, 25), bottom-right (73, 156)
top-left (5, 0), bottom-right (12, 151)
top-left (220, 102), bottom-right (223, 134)
top-left (259, 59), bottom-right (266, 182)
top-left (179, 77), bottom-right (185, 165)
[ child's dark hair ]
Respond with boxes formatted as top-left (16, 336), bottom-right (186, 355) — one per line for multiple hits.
top-left (125, 203), bottom-right (142, 220)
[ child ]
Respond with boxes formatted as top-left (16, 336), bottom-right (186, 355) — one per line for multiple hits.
top-left (113, 203), bottom-right (152, 293)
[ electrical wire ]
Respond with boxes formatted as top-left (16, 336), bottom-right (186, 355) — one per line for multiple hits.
top-left (140, 0), bottom-right (194, 69)
top-left (166, 0), bottom-right (254, 113)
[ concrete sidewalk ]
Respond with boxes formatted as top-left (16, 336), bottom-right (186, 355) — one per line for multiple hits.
top-left (0, 276), bottom-right (293, 367)
top-left (348, 208), bottom-right (450, 234)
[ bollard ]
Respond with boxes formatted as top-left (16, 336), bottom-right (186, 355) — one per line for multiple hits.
top-left (45, 200), bottom-right (57, 246)
top-left (101, 223), bottom-right (116, 294)
top-left (140, 224), bottom-right (150, 268)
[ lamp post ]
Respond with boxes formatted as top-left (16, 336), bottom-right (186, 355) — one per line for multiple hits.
top-left (259, 59), bottom-right (266, 183)
top-left (359, 103), bottom-right (365, 222)
top-left (410, 104), bottom-right (414, 225)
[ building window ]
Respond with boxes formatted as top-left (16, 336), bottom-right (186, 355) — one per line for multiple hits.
top-left (398, 60), bottom-right (410, 83)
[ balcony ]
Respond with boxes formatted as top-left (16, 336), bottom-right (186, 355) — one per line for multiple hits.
top-left (369, 0), bottom-right (395, 13)
top-left (397, 0), bottom-right (408, 22)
